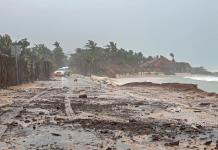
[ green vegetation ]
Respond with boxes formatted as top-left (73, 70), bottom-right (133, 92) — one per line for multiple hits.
top-left (53, 41), bottom-right (67, 69)
top-left (0, 34), bottom-right (12, 55)
top-left (0, 34), bottom-right (67, 71)
top-left (170, 53), bottom-right (175, 62)
top-left (1, 34), bottom-right (208, 77)
top-left (69, 40), bottom-right (147, 77)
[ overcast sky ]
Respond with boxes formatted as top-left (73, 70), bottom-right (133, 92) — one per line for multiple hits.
top-left (0, 0), bottom-right (218, 70)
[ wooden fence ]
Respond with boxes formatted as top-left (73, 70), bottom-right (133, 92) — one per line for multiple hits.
top-left (0, 54), bottom-right (51, 88)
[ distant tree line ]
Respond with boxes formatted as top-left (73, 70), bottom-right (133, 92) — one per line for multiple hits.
top-left (1, 34), bottom-right (180, 77)
top-left (68, 40), bottom-right (151, 76)
top-left (0, 34), bottom-right (67, 71)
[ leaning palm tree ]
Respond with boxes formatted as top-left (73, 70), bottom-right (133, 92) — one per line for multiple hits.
top-left (53, 41), bottom-right (60, 48)
top-left (18, 38), bottom-right (30, 50)
top-left (106, 41), bottom-right (117, 52)
top-left (85, 40), bottom-right (97, 50)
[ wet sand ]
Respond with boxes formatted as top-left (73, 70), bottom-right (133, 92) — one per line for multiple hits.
top-left (0, 75), bottom-right (217, 150)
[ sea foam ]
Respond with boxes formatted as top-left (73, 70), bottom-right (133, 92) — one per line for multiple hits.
top-left (184, 76), bottom-right (218, 82)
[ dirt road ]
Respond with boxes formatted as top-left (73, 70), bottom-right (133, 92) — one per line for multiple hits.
top-left (0, 75), bottom-right (217, 150)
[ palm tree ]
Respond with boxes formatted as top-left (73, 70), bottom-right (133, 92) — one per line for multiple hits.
top-left (18, 38), bottom-right (30, 50)
top-left (170, 53), bottom-right (175, 62)
top-left (0, 34), bottom-right (12, 55)
top-left (53, 42), bottom-right (66, 68)
top-left (53, 41), bottom-right (60, 48)
top-left (106, 42), bottom-right (117, 52)
top-left (85, 40), bottom-right (97, 50)
top-left (32, 44), bottom-right (53, 62)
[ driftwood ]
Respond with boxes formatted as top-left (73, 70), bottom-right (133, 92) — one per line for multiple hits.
top-left (0, 54), bottom-right (51, 88)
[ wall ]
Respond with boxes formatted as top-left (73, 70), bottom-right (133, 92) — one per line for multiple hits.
top-left (0, 54), bottom-right (50, 88)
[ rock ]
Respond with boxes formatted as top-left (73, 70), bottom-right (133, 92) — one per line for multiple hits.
top-left (79, 94), bottom-right (87, 98)
top-left (164, 141), bottom-right (179, 146)
top-left (204, 140), bottom-right (212, 146)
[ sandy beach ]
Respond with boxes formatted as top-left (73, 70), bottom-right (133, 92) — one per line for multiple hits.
top-left (0, 75), bottom-right (217, 149)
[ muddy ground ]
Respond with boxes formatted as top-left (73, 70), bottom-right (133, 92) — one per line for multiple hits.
top-left (0, 75), bottom-right (217, 150)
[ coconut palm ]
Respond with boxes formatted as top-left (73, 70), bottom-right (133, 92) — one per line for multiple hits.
top-left (170, 53), bottom-right (175, 62)
top-left (18, 38), bottom-right (30, 50)
top-left (85, 40), bottom-right (97, 50)
top-left (53, 41), bottom-right (60, 48)
top-left (0, 34), bottom-right (12, 55)
top-left (106, 42), bottom-right (117, 52)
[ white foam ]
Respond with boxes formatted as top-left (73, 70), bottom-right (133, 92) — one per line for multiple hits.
top-left (184, 76), bottom-right (218, 82)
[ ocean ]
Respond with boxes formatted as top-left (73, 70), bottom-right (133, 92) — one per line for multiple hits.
top-left (162, 75), bottom-right (218, 93)
top-left (114, 75), bottom-right (218, 93)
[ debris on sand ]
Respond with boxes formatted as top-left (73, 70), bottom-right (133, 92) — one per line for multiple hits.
top-left (204, 140), bottom-right (212, 146)
top-left (79, 94), bottom-right (88, 98)
top-left (199, 102), bottom-right (211, 106)
top-left (215, 140), bottom-right (218, 149)
top-left (150, 134), bottom-right (160, 141)
top-left (106, 147), bottom-right (112, 150)
top-left (51, 133), bottom-right (61, 136)
top-left (164, 141), bottom-right (179, 146)
top-left (1, 75), bottom-right (218, 149)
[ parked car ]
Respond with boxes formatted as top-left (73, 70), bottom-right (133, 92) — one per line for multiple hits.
top-left (54, 67), bottom-right (71, 77)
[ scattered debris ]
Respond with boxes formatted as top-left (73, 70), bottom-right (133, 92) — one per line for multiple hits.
top-left (0, 75), bottom-right (217, 149)
top-left (164, 141), bottom-right (179, 146)
top-left (106, 147), bottom-right (112, 150)
top-left (51, 133), bottom-right (61, 136)
top-left (79, 94), bottom-right (87, 98)
top-left (204, 140), bottom-right (212, 146)
top-left (216, 140), bottom-right (218, 149)
top-left (199, 103), bottom-right (211, 106)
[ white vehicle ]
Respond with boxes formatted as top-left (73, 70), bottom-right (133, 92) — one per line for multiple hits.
top-left (54, 67), bottom-right (71, 76)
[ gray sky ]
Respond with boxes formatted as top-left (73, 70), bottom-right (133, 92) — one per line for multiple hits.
top-left (0, 0), bottom-right (218, 70)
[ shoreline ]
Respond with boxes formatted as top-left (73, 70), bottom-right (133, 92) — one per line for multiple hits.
top-left (122, 81), bottom-right (218, 98)
top-left (92, 74), bottom-right (218, 94)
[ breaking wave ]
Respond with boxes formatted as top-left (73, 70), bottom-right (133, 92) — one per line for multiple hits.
top-left (184, 76), bottom-right (218, 82)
